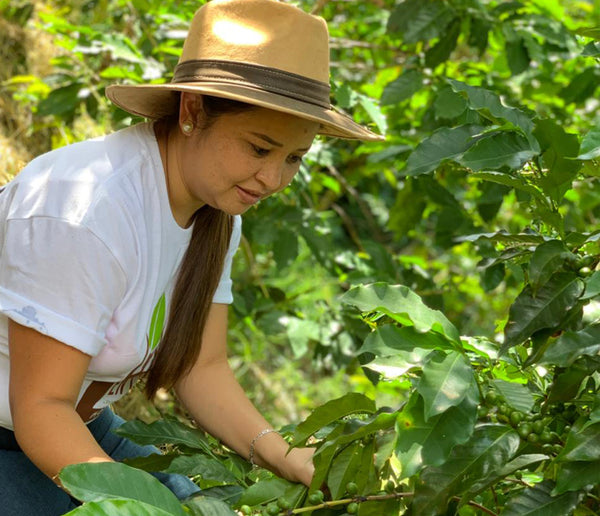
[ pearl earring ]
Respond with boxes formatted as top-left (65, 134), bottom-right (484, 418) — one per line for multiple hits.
top-left (182, 121), bottom-right (194, 134)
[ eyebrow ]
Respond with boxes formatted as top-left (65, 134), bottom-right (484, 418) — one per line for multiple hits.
top-left (250, 132), bottom-right (311, 152)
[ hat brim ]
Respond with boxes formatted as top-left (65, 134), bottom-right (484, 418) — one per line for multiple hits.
top-left (105, 83), bottom-right (384, 142)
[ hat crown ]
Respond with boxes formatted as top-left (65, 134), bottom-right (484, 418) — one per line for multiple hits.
top-left (180, 0), bottom-right (330, 83)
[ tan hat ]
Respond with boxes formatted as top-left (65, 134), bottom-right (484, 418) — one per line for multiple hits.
top-left (105, 0), bottom-right (383, 141)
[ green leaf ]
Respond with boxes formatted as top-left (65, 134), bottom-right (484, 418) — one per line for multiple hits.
top-left (528, 240), bottom-right (575, 294)
top-left (491, 379), bottom-right (535, 413)
top-left (412, 424), bottom-right (520, 515)
top-left (59, 463), bottom-right (185, 516)
top-left (502, 480), bottom-right (581, 516)
top-left (448, 79), bottom-right (539, 152)
top-left (356, 94), bottom-right (387, 134)
top-left (556, 422), bottom-right (600, 462)
top-left (341, 283), bottom-right (461, 346)
top-left (64, 499), bottom-right (176, 516)
top-left (395, 389), bottom-right (478, 478)
top-left (237, 478), bottom-right (294, 506)
top-left (37, 82), bottom-right (83, 117)
top-left (123, 453), bottom-right (177, 472)
top-left (417, 351), bottom-right (475, 419)
top-left (582, 41), bottom-right (600, 56)
top-left (292, 393), bottom-right (376, 447)
top-left (560, 68), bottom-right (599, 105)
top-left (582, 271), bottom-right (600, 300)
top-left (402, 124), bottom-right (484, 176)
top-left (577, 127), bottom-right (600, 160)
top-left (387, 0), bottom-right (455, 44)
top-left (327, 441), bottom-right (365, 499)
top-left (114, 418), bottom-right (212, 454)
top-left (458, 132), bottom-right (535, 172)
top-left (425, 18), bottom-right (460, 68)
top-left (434, 87), bottom-right (467, 119)
top-left (165, 455), bottom-right (238, 484)
top-left (456, 231), bottom-right (544, 246)
top-left (360, 325), bottom-right (455, 356)
top-left (538, 324), bottom-right (600, 367)
top-left (554, 460), bottom-right (600, 494)
top-left (465, 454), bottom-right (548, 498)
top-left (381, 69), bottom-right (423, 106)
top-left (182, 496), bottom-right (237, 516)
top-left (470, 171), bottom-right (545, 200)
top-left (503, 272), bottom-right (585, 351)
top-left (148, 293), bottom-right (166, 350)
top-left (506, 37), bottom-right (530, 75)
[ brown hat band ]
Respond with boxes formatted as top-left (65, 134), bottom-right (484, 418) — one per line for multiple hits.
top-left (172, 59), bottom-right (332, 109)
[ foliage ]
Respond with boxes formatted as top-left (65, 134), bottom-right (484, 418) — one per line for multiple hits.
top-left (2, 0), bottom-right (600, 514)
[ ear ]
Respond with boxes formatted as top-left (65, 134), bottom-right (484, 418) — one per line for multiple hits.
top-left (179, 93), bottom-right (206, 130)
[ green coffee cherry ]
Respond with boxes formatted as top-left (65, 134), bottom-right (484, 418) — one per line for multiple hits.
top-left (518, 422), bottom-right (532, 439)
top-left (308, 490), bottom-right (324, 505)
top-left (527, 433), bottom-right (540, 444)
top-left (510, 411), bottom-right (524, 426)
top-left (485, 390), bottom-right (498, 405)
top-left (240, 506), bottom-right (252, 516)
top-left (385, 480), bottom-right (396, 493)
top-left (347, 502), bottom-right (359, 514)
top-left (346, 482), bottom-right (358, 495)
top-left (532, 420), bottom-right (545, 434)
top-left (266, 502), bottom-right (279, 515)
top-left (277, 498), bottom-right (291, 510)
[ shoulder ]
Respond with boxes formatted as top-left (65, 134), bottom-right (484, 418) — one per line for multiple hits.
top-left (5, 123), bottom-right (157, 225)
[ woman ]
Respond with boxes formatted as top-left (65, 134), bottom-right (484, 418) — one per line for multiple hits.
top-left (0, 0), bottom-right (382, 514)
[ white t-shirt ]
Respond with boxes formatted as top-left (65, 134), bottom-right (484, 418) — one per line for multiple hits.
top-left (0, 122), bottom-right (241, 429)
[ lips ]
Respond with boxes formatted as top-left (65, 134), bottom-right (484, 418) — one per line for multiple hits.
top-left (236, 185), bottom-right (264, 205)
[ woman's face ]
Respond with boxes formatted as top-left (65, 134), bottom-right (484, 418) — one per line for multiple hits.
top-left (173, 99), bottom-right (319, 221)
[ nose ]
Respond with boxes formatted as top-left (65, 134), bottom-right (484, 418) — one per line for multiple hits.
top-left (255, 160), bottom-right (286, 192)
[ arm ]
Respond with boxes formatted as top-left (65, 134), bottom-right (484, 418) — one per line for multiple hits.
top-left (8, 320), bottom-right (113, 482)
top-left (174, 303), bottom-right (314, 486)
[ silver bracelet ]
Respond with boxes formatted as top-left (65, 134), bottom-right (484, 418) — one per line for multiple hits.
top-left (249, 428), bottom-right (277, 466)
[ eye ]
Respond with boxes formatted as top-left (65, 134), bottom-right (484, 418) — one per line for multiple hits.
top-left (251, 144), bottom-right (270, 157)
top-left (287, 154), bottom-right (303, 165)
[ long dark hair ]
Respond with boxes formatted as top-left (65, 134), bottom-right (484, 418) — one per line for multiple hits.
top-left (145, 95), bottom-right (255, 398)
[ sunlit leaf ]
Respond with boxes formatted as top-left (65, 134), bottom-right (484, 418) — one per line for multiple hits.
top-left (502, 480), bottom-right (581, 516)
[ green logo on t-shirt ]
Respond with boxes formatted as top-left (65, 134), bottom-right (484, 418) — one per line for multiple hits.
top-left (148, 293), bottom-right (166, 350)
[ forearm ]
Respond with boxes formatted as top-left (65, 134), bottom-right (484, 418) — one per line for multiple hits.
top-left (12, 400), bottom-right (113, 482)
top-left (175, 360), bottom-right (306, 481)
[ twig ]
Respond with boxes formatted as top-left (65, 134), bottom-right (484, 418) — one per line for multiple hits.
top-left (452, 497), bottom-right (499, 516)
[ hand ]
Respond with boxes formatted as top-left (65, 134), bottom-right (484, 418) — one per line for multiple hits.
top-left (279, 446), bottom-right (315, 487)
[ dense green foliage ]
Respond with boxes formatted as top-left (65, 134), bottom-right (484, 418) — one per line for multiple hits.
top-left (2, 0), bottom-right (600, 514)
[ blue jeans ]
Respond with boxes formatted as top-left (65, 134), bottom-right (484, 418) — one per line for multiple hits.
top-left (0, 408), bottom-right (200, 515)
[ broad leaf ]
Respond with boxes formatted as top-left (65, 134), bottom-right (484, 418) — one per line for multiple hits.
top-left (114, 418), bottom-right (211, 454)
top-left (387, 0), bottom-right (455, 44)
top-left (448, 79), bottom-right (540, 151)
top-left (123, 453), bottom-right (177, 472)
top-left (470, 171), bottom-right (545, 201)
top-left (577, 126), bottom-right (600, 160)
top-left (237, 478), bottom-right (295, 507)
top-left (395, 389), bottom-right (478, 478)
top-left (528, 240), bottom-right (575, 294)
top-left (412, 424), bottom-right (520, 515)
top-left (465, 454), bottom-right (548, 498)
top-left (556, 422), bottom-right (600, 462)
top-left (434, 86), bottom-right (467, 119)
top-left (342, 283), bottom-right (461, 345)
top-left (292, 392), bottom-right (376, 447)
top-left (64, 499), bottom-right (175, 516)
top-left (554, 460), bottom-right (600, 494)
top-left (417, 351), bottom-right (475, 419)
top-left (402, 124), bottom-right (483, 176)
top-left (458, 132), bottom-right (535, 172)
top-left (491, 379), bottom-right (536, 413)
top-left (502, 480), bottom-right (581, 516)
top-left (381, 69), bottom-right (423, 106)
top-left (165, 455), bottom-right (238, 484)
top-left (182, 496), bottom-right (237, 516)
top-left (59, 462), bottom-right (185, 516)
top-left (360, 324), bottom-right (455, 355)
top-left (538, 323), bottom-right (600, 367)
top-left (503, 272), bottom-right (584, 351)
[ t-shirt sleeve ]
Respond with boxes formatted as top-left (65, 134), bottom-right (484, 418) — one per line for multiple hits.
top-left (212, 215), bottom-right (242, 304)
top-left (0, 217), bottom-right (127, 356)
